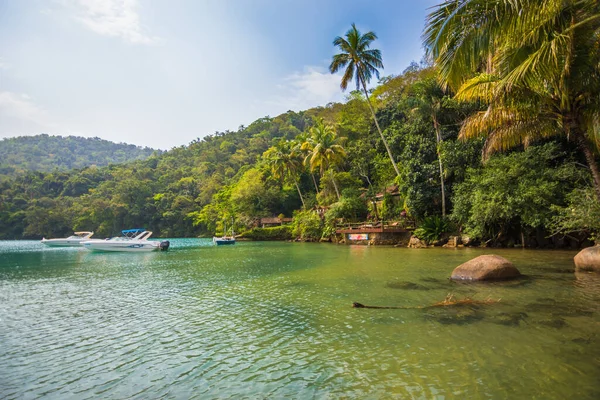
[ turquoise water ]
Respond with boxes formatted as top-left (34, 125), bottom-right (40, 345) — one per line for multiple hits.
top-left (0, 240), bottom-right (599, 399)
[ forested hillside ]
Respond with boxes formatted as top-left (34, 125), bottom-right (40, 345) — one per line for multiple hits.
top-left (1, 62), bottom-right (597, 244)
top-left (0, 134), bottom-right (157, 176)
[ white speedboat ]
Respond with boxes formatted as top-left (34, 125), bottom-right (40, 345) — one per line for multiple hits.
top-left (83, 229), bottom-right (170, 252)
top-left (41, 231), bottom-right (94, 247)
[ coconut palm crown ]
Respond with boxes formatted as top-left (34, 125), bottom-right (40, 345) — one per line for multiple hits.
top-left (301, 119), bottom-right (346, 199)
top-left (330, 23), bottom-right (383, 92)
top-left (263, 139), bottom-right (306, 208)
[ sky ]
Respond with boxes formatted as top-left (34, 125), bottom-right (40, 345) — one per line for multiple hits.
top-left (0, 0), bottom-right (439, 149)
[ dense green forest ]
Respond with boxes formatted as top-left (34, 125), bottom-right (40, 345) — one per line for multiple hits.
top-left (1, 0), bottom-right (599, 246)
top-left (0, 134), bottom-right (157, 177)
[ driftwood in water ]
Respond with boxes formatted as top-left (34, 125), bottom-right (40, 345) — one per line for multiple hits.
top-left (352, 302), bottom-right (410, 309)
top-left (352, 294), bottom-right (501, 310)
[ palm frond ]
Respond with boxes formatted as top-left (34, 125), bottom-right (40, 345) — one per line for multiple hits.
top-left (482, 118), bottom-right (558, 159)
top-left (341, 62), bottom-right (355, 91)
top-left (455, 73), bottom-right (500, 102)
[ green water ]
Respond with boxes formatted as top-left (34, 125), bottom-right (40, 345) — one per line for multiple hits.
top-left (1, 240), bottom-right (599, 399)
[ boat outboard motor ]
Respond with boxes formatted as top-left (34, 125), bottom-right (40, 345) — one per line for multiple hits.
top-left (159, 240), bottom-right (170, 251)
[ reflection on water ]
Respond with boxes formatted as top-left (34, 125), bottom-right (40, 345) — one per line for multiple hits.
top-left (0, 240), bottom-right (599, 399)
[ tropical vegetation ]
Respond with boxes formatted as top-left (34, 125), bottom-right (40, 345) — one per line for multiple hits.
top-left (0, 3), bottom-right (598, 246)
top-left (0, 134), bottom-right (157, 177)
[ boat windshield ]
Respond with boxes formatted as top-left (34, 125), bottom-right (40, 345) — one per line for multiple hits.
top-left (68, 232), bottom-right (93, 239)
top-left (121, 229), bottom-right (146, 239)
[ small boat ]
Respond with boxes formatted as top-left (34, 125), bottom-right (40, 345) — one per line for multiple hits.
top-left (41, 231), bottom-right (94, 247)
top-left (83, 229), bottom-right (170, 252)
top-left (213, 222), bottom-right (236, 246)
top-left (213, 236), bottom-right (236, 246)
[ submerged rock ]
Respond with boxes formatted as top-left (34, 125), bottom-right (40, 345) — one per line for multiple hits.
top-left (423, 305), bottom-right (484, 325)
top-left (386, 281), bottom-right (430, 290)
top-left (451, 255), bottom-right (521, 281)
top-left (490, 312), bottom-right (529, 327)
top-left (525, 298), bottom-right (593, 317)
top-left (574, 246), bottom-right (600, 272)
top-left (537, 317), bottom-right (568, 329)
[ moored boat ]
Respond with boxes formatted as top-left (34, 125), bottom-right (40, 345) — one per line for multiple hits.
top-left (41, 231), bottom-right (94, 247)
top-left (213, 236), bottom-right (236, 246)
top-left (213, 221), bottom-right (236, 246)
top-left (83, 229), bottom-right (170, 252)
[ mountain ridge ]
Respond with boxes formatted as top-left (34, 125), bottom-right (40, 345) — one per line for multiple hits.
top-left (0, 134), bottom-right (159, 176)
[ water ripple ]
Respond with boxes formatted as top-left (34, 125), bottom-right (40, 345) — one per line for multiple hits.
top-left (1, 241), bottom-right (599, 398)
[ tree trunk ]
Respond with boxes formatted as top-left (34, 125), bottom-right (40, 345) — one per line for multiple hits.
top-left (577, 133), bottom-right (600, 201)
top-left (371, 200), bottom-right (380, 221)
top-left (360, 79), bottom-right (401, 177)
top-left (360, 170), bottom-right (373, 189)
top-left (311, 173), bottom-right (320, 194)
top-left (330, 170), bottom-right (341, 200)
top-left (294, 181), bottom-right (306, 209)
top-left (432, 113), bottom-right (446, 217)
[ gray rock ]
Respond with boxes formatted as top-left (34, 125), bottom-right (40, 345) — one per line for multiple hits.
top-left (451, 255), bottom-right (521, 281)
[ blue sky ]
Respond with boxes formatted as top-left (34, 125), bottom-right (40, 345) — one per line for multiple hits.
top-left (0, 0), bottom-right (439, 149)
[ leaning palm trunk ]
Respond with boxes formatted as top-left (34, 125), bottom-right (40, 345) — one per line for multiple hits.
top-left (311, 173), bottom-right (320, 194)
top-left (433, 114), bottom-right (446, 217)
top-left (330, 170), bottom-right (341, 200)
top-left (294, 181), bottom-right (306, 209)
top-left (360, 79), bottom-right (401, 177)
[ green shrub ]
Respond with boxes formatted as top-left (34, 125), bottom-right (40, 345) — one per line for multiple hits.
top-left (550, 187), bottom-right (600, 241)
top-left (326, 189), bottom-right (368, 222)
top-left (450, 143), bottom-right (588, 240)
top-left (292, 210), bottom-right (323, 241)
top-left (381, 192), bottom-right (400, 220)
top-left (414, 216), bottom-right (450, 242)
top-left (241, 225), bottom-right (293, 241)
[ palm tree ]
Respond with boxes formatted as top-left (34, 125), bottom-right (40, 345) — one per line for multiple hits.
top-left (301, 119), bottom-right (347, 200)
top-left (423, 0), bottom-right (600, 200)
top-left (412, 77), bottom-right (447, 216)
top-left (263, 140), bottom-right (306, 208)
top-left (330, 23), bottom-right (401, 177)
top-left (292, 131), bottom-right (320, 194)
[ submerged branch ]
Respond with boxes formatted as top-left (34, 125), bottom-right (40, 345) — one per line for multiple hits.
top-left (352, 294), bottom-right (501, 310)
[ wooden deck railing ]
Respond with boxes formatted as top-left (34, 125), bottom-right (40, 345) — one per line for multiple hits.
top-left (335, 219), bottom-right (416, 234)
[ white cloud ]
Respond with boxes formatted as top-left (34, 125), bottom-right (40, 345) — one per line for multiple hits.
top-left (0, 58), bottom-right (10, 70)
top-left (269, 66), bottom-right (345, 111)
top-left (65, 0), bottom-right (161, 45)
top-left (0, 91), bottom-right (54, 129)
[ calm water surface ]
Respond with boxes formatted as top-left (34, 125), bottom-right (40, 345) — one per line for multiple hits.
top-left (1, 240), bottom-right (599, 399)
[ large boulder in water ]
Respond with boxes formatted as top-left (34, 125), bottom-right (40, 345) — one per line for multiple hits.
top-left (451, 255), bottom-right (521, 281)
top-left (574, 246), bottom-right (600, 272)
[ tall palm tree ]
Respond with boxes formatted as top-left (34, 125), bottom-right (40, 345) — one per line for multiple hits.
top-left (423, 0), bottom-right (600, 200)
top-left (301, 119), bottom-right (347, 200)
top-left (330, 23), bottom-right (401, 177)
top-left (412, 77), bottom-right (447, 216)
top-left (263, 140), bottom-right (306, 208)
